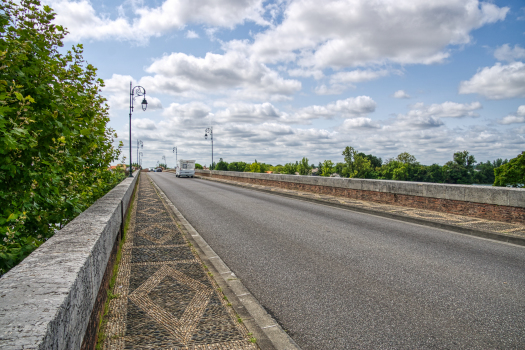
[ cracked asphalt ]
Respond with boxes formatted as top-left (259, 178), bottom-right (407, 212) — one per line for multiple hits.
top-left (150, 172), bottom-right (525, 349)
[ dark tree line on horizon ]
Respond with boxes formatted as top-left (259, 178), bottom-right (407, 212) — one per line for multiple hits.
top-left (206, 148), bottom-right (525, 187)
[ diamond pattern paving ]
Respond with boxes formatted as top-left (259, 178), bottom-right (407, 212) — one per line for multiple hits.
top-left (103, 174), bottom-right (257, 349)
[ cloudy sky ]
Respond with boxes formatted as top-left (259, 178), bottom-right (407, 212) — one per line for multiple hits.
top-left (48, 0), bottom-right (525, 168)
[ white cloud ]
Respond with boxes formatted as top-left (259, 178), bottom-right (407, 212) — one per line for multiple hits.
top-left (494, 44), bottom-right (525, 62)
top-left (143, 51), bottom-right (301, 100)
top-left (288, 68), bottom-right (324, 80)
top-left (394, 101), bottom-right (482, 129)
top-left (132, 118), bottom-right (158, 130)
top-left (330, 69), bottom-right (390, 85)
top-left (248, 0), bottom-right (508, 68)
top-left (314, 69), bottom-right (392, 94)
top-left (341, 117), bottom-right (381, 130)
top-left (314, 84), bottom-right (346, 95)
top-left (393, 90), bottom-right (411, 99)
top-left (186, 30), bottom-right (199, 39)
top-left (498, 105), bottom-right (525, 124)
top-left (295, 96), bottom-right (376, 120)
top-left (48, 0), bottom-right (268, 42)
top-left (161, 102), bottom-right (213, 126)
top-left (214, 102), bottom-right (289, 123)
top-left (459, 62), bottom-right (525, 99)
top-left (408, 101), bottom-right (482, 118)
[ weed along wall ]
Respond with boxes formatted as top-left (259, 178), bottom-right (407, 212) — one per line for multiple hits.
top-left (0, 172), bottom-right (140, 350)
top-left (196, 170), bottom-right (525, 224)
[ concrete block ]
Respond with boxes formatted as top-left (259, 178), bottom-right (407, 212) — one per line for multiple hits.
top-left (444, 184), bottom-right (467, 202)
top-left (508, 188), bottom-right (525, 207)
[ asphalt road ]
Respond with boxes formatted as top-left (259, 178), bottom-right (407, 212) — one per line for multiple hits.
top-left (150, 173), bottom-right (525, 349)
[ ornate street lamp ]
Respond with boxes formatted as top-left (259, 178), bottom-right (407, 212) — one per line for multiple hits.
top-left (139, 152), bottom-right (143, 168)
top-left (162, 155), bottom-right (166, 168)
top-left (205, 127), bottom-right (213, 170)
top-left (129, 82), bottom-right (147, 177)
top-left (136, 140), bottom-right (143, 170)
top-left (173, 147), bottom-right (177, 169)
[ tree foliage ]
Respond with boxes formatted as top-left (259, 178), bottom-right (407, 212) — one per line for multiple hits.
top-left (321, 160), bottom-right (334, 177)
top-left (494, 152), bottom-right (525, 187)
top-left (341, 146), bottom-right (372, 178)
top-left (215, 158), bottom-right (228, 171)
top-left (0, 0), bottom-right (124, 274)
top-left (443, 151), bottom-right (476, 184)
top-left (296, 157), bottom-right (311, 175)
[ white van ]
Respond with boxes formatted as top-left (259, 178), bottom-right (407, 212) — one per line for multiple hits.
top-left (176, 159), bottom-right (196, 178)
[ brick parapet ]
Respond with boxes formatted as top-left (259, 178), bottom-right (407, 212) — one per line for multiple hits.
top-left (195, 170), bottom-right (525, 224)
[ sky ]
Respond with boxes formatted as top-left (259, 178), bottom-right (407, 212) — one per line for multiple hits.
top-left (45, 0), bottom-right (525, 169)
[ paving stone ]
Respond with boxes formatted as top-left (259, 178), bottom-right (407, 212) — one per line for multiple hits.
top-left (103, 175), bottom-right (258, 350)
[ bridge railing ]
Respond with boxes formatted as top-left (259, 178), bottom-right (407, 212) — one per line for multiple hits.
top-left (196, 170), bottom-right (525, 224)
top-left (0, 172), bottom-right (140, 350)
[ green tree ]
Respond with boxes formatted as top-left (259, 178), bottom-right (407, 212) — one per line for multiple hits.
top-left (249, 160), bottom-right (261, 173)
top-left (0, 0), bottom-right (123, 274)
top-left (358, 152), bottom-right (382, 169)
top-left (342, 146), bottom-right (372, 178)
top-left (297, 157), bottom-right (311, 175)
top-left (494, 152), bottom-right (525, 187)
top-left (282, 162), bottom-right (297, 174)
top-left (215, 158), bottom-right (228, 171)
top-left (195, 163), bottom-right (203, 169)
top-left (271, 164), bottom-right (284, 173)
top-left (443, 151), bottom-right (476, 184)
top-left (425, 164), bottom-right (444, 183)
top-left (227, 161), bottom-right (247, 172)
top-left (321, 160), bottom-right (334, 177)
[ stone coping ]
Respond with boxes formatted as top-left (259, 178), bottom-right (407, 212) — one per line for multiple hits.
top-left (196, 170), bottom-right (524, 208)
top-left (0, 172), bottom-right (140, 350)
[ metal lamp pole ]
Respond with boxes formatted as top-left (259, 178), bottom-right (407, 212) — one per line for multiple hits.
top-left (139, 152), bottom-right (143, 168)
top-left (162, 155), bottom-right (166, 169)
top-left (129, 82), bottom-right (147, 177)
top-left (205, 127), bottom-right (213, 170)
top-left (173, 147), bottom-right (177, 169)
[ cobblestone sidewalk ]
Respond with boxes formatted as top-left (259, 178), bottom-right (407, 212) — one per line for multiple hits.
top-left (102, 174), bottom-right (258, 349)
top-left (196, 175), bottom-right (525, 242)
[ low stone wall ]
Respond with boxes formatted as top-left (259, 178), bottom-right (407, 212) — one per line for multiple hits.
top-left (0, 172), bottom-right (140, 350)
top-left (195, 170), bottom-right (525, 224)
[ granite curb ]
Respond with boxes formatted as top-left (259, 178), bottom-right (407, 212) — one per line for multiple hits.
top-left (195, 175), bottom-right (525, 247)
top-left (149, 176), bottom-right (301, 350)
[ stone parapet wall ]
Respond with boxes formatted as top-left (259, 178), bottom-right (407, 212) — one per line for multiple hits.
top-left (0, 172), bottom-right (139, 350)
top-left (195, 170), bottom-right (525, 224)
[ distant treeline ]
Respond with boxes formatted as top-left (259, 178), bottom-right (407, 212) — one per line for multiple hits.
top-left (203, 147), bottom-right (525, 187)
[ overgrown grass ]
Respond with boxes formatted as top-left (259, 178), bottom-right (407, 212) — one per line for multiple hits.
top-left (95, 176), bottom-right (139, 349)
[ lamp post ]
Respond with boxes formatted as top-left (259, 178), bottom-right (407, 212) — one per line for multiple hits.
top-left (162, 155), bottom-right (166, 169)
top-left (139, 152), bottom-right (143, 168)
top-left (173, 147), bottom-right (177, 169)
top-left (204, 127), bottom-right (213, 170)
top-left (129, 82), bottom-right (147, 177)
top-left (136, 140), bottom-right (143, 170)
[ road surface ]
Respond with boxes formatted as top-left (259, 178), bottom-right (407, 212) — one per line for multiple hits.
top-left (150, 173), bottom-right (525, 349)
